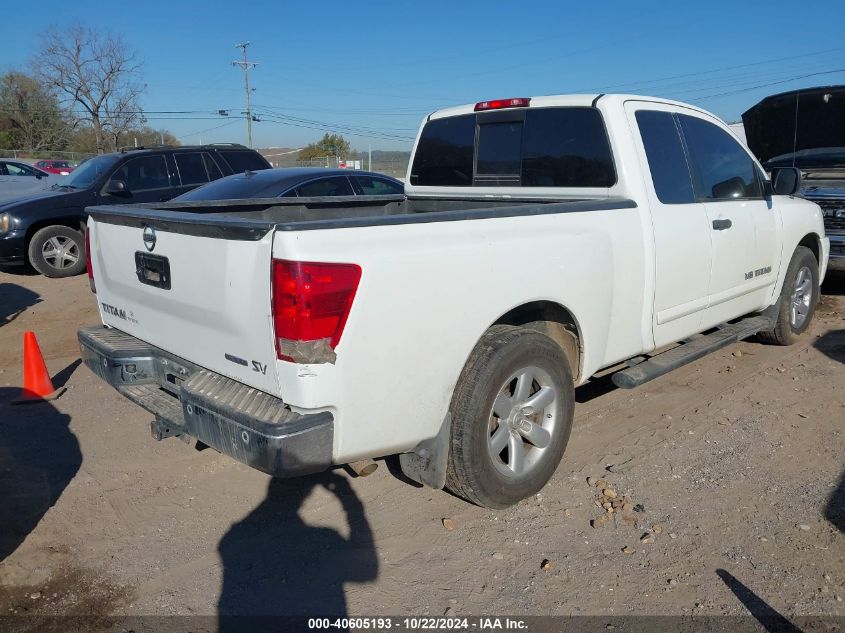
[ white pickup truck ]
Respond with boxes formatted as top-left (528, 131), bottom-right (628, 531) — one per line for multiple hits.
top-left (79, 94), bottom-right (830, 508)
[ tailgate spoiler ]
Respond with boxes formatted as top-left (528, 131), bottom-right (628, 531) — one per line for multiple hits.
top-left (87, 204), bottom-right (277, 241)
top-left (86, 194), bottom-right (407, 239)
top-left (87, 195), bottom-right (637, 236)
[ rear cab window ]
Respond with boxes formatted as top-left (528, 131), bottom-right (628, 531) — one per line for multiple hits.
top-left (410, 106), bottom-right (616, 188)
top-left (410, 115), bottom-right (475, 186)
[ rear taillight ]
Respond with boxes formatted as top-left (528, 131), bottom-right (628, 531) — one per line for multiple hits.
top-left (85, 229), bottom-right (96, 293)
top-left (474, 97), bottom-right (530, 111)
top-left (271, 259), bottom-right (361, 362)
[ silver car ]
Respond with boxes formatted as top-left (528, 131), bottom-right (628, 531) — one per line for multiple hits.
top-left (0, 159), bottom-right (56, 202)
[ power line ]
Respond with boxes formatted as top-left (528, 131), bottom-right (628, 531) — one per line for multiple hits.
top-left (0, 108), bottom-right (237, 116)
top-left (232, 42), bottom-right (259, 148)
top-left (690, 68), bottom-right (845, 102)
top-left (260, 113), bottom-right (415, 141)
top-left (257, 111), bottom-right (414, 142)
top-left (178, 119), bottom-right (240, 140)
top-left (583, 45), bottom-right (845, 93)
top-left (251, 105), bottom-right (417, 132)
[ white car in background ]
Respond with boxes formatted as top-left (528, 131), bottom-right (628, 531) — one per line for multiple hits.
top-left (0, 159), bottom-right (57, 201)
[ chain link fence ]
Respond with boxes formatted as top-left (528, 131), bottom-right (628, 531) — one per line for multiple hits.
top-left (266, 154), bottom-right (408, 179)
top-left (0, 149), bottom-right (97, 164)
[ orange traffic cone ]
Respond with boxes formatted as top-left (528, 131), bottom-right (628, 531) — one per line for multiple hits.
top-left (12, 331), bottom-right (66, 405)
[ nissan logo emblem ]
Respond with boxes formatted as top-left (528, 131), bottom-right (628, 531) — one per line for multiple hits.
top-left (142, 226), bottom-right (156, 252)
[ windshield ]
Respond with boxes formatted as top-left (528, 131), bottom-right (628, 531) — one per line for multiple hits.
top-left (61, 154), bottom-right (119, 189)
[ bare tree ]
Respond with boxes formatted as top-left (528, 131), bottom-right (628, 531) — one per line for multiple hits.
top-left (103, 88), bottom-right (147, 151)
top-left (0, 71), bottom-right (70, 151)
top-left (33, 24), bottom-right (145, 153)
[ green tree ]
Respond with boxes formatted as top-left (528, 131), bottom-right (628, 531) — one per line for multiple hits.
top-left (0, 71), bottom-right (70, 151)
top-left (297, 133), bottom-right (351, 162)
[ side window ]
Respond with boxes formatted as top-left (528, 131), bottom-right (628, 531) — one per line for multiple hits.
top-left (111, 155), bottom-right (170, 192)
top-left (0, 163), bottom-right (8, 176)
top-left (7, 163), bottom-right (36, 177)
top-left (353, 175), bottom-right (403, 195)
top-left (203, 153), bottom-right (224, 181)
top-left (678, 114), bottom-right (762, 201)
top-left (217, 150), bottom-right (268, 173)
top-left (635, 110), bottom-right (696, 204)
top-left (295, 176), bottom-right (354, 197)
top-left (174, 152), bottom-right (209, 186)
top-left (409, 114), bottom-right (475, 186)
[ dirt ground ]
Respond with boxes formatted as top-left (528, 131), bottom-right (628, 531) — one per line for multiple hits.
top-left (0, 265), bottom-right (843, 627)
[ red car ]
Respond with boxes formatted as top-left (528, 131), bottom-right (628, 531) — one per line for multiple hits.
top-left (34, 159), bottom-right (75, 175)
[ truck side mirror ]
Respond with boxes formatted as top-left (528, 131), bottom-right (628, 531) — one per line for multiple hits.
top-left (105, 179), bottom-right (129, 196)
top-left (770, 167), bottom-right (801, 196)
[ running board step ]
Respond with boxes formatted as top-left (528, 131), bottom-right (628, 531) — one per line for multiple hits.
top-left (611, 315), bottom-right (773, 389)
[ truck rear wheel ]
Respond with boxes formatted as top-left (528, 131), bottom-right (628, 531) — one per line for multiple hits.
top-left (446, 325), bottom-right (574, 509)
top-left (758, 246), bottom-right (819, 346)
top-left (28, 225), bottom-right (86, 278)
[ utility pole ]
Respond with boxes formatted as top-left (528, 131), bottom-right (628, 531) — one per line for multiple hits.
top-left (368, 144), bottom-right (372, 171)
top-left (232, 42), bottom-right (258, 148)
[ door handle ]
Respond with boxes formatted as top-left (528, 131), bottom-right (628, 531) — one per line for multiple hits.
top-left (712, 219), bottom-right (732, 230)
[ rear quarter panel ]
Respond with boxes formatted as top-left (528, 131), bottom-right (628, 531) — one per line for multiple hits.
top-left (273, 208), bottom-right (648, 462)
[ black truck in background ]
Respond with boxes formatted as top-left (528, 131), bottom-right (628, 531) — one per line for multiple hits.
top-left (0, 144), bottom-right (270, 277)
top-left (743, 85), bottom-right (845, 272)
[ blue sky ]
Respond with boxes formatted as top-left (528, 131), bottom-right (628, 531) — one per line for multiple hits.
top-left (3, 0), bottom-right (844, 151)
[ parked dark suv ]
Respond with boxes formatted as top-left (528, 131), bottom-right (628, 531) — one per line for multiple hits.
top-left (0, 144), bottom-right (270, 277)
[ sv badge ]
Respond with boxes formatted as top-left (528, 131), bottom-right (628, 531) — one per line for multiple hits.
top-left (251, 361), bottom-right (268, 375)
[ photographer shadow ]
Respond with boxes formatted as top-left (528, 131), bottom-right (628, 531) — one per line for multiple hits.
top-left (0, 386), bottom-right (81, 562)
top-left (0, 282), bottom-right (41, 327)
top-left (814, 326), bottom-right (845, 533)
top-left (217, 471), bottom-right (378, 631)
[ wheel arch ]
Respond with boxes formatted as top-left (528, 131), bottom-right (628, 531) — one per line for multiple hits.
top-left (491, 300), bottom-right (583, 381)
top-left (797, 232), bottom-right (821, 264)
top-left (24, 216), bottom-right (86, 262)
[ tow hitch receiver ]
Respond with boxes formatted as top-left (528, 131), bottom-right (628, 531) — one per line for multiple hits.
top-left (150, 417), bottom-right (190, 444)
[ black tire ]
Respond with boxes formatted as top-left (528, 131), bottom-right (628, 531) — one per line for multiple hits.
top-left (27, 225), bottom-right (86, 278)
top-left (446, 325), bottom-right (575, 509)
top-left (758, 246), bottom-right (819, 346)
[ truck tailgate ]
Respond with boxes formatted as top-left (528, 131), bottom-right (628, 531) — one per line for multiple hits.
top-left (88, 213), bottom-right (280, 395)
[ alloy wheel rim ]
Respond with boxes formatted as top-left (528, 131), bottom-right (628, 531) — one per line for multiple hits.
top-left (789, 266), bottom-right (812, 329)
top-left (487, 365), bottom-right (558, 479)
top-left (41, 236), bottom-right (79, 270)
